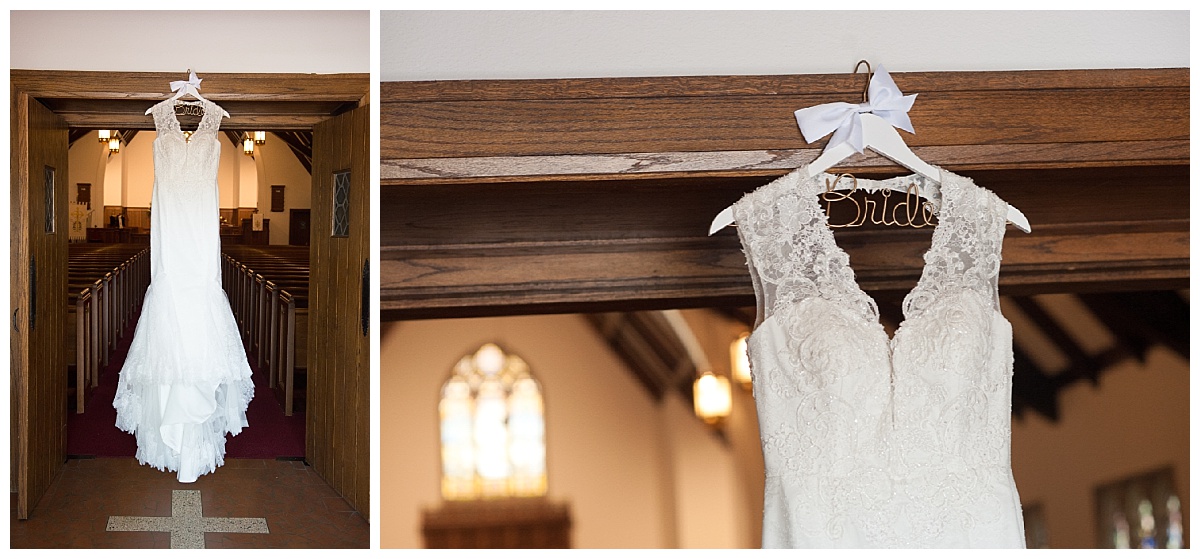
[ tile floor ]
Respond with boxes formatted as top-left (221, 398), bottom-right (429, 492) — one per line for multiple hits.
top-left (10, 457), bottom-right (368, 548)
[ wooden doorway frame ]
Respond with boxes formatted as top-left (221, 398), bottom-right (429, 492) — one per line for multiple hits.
top-left (9, 69), bottom-right (369, 519)
top-left (378, 69), bottom-right (1189, 320)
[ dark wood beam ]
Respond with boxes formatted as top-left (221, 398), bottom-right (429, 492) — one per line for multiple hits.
top-left (67, 128), bottom-right (89, 147)
top-left (13, 70), bottom-right (368, 130)
top-left (1012, 296), bottom-right (1102, 385)
top-left (272, 131), bottom-right (314, 174)
top-left (380, 69), bottom-right (1187, 320)
top-left (1078, 291), bottom-right (1189, 361)
top-left (380, 166), bottom-right (1188, 320)
top-left (584, 311), bottom-right (698, 404)
top-left (1011, 344), bottom-right (1060, 422)
top-left (382, 68), bottom-right (1186, 177)
top-left (715, 307), bottom-right (756, 329)
top-left (1077, 294), bottom-right (1154, 363)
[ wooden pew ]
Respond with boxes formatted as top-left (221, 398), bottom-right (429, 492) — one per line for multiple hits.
top-left (67, 244), bottom-right (149, 412)
top-left (221, 245), bottom-right (310, 415)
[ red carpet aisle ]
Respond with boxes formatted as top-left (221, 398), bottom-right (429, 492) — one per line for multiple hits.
top-left (67, 311), bottom-right (306, 460)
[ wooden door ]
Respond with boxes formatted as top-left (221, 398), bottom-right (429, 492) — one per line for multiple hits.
top-left (11, 93), bottom-right (69, 519)
top-left (307, 104), bottom-right (370, 519)
top-left (289, 209), bottom-right (311, 246)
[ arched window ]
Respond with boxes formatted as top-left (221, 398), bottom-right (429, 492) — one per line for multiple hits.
top-left (1096, 467), bottom-right (1184, 549)
top-left (439, 343), bottom-right (546, 500)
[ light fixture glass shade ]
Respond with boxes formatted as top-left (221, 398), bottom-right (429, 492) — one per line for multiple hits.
top-left (108, 138), bottom-right (120, 153)
top-left (731, 332), bottom-right (752, 387)
top-left (693, 371), bottom-right (732, 424)
top-left (254, 130), bottom-right (266, 144)
top-left (98, 129), bottom-right (111, 143)
top-left (243, 137), bottom-right (254, 155)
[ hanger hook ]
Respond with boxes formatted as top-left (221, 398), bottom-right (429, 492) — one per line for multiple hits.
top-left (853, 60), bottom-right (872, 103)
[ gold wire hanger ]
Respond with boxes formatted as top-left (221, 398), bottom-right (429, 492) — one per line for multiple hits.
top-left (145, 69), bottom-right (230, 118)
top-left (708, 60), bottom-right (1031, 235)
top-left (820, 173), bottom-right (937, 229)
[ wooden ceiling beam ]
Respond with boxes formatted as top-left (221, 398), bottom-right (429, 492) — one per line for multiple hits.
top-left (13, 70), bottom-right (368, 131)
top-left (380, 69), bottom-right (1188, 320)
top-left (715, 307), bottom-right (757, 329)
top-left (1011, 345), bottom-right (1060, 422)
top-left (1011, 296), bottom-right (1102, 386)
top-left (1077, 291), bottom-right (1189, 361)
top-left (12, 70), bottom-right (369, 102)
top-left (382, 68), bottom-right (1186, 176)
top-left (584, 313), bottom-right (666, 401)
top-left (271, 131), bottom-right (315, 174)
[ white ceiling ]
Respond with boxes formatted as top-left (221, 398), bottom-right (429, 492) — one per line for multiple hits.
top-left (381, 10), bottom-right (1189, 81)
top-left (10, 10), bottom-right (370, 73)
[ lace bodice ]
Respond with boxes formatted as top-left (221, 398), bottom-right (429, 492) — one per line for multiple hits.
top-left (731, 166), bottom-right (1025, 548)
top-left (148, 99), bottom-right (224, 195)
top-left (144, 99), bottom-right (225, 288)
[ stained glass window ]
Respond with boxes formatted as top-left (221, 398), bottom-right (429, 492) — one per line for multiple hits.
top-left (1096, 467), bottom-right (1184, 549)
top-left (1166, 495), bottom-right (1184, 549)
top-left (439, 343), bottom-right (547, 500)
top-left (331, 170), bottom-right (349, 237)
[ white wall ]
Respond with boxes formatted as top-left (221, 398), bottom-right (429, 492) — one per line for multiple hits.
top-left (67, 136), bottom-right (108, 229)
top-left (239, 156), bottom-right (258, 209)
top-left (103, 149), bottom-right (124, 206)
top-left (256, 134), bottom-right (312, 246)
top-left (1010, 346), bottom-right (1191, 549)
top-left (75, 132), bottom-right (261, 210)
top-left (122, 134), bottom-right (156, 208)
top-left (217, 136), bottom-right (240, 209)
top-left (381, 10), bottom-right (1188, 81)
top-left (11, 10), bottom-right (369, 73)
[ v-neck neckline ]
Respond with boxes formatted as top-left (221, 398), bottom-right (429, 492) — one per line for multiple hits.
top-left (801, 165), bottom-right (951, 346)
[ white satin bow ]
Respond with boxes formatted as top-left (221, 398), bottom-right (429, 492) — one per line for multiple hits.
top-left (793, 66), bottom-right (917, 154)
top-left (170, 70), bottom-right (203, 99)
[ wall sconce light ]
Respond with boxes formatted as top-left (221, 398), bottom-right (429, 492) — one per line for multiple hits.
top-left (254, 130), bottom-right (266, 144)
top-left (693, 370), bottom-right (732, 425)
top-left (243, 136), bottom-right (255, 156)
top-left (731, 332), bottom-right (751, 388)
top-left (107, 137), bottom-right (121, 154)
top-left (98, 129), bottom-right (111, 143)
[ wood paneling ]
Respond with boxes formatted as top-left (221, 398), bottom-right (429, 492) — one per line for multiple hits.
top-left (379, 69), bottom-right (1188, 319)
top-left (422, 499), bottom-right (573, 548)
top-left (382, 68), bottom-right (1187, 171)
top-left (380, 165), bottom-right (1189, 320)
top-left (307, 104), bottom-right (370, 519)
top-left (124, 208), bottom-right (149, 231)
top-left (387, 89), bottom-right (1186, 161)
top-left (11, 92), bottom-right (69, 518)
top-left (10, 70), bottom-right (369, 130)
top-left (382, 68), bottom-right (1185, 103)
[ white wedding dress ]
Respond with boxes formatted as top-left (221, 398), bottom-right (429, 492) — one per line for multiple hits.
top-left (113, 98), bottom-right (254, 483)
top-left (730, 166), bottom-right (1026, 548)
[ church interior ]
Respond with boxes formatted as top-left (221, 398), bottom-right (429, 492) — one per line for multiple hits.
top-left (378, 11), bottom-right (1190, 550)
top-left (5, 9), bottom-right (1191, 551)
top-left (9, 11), bottom-right (370, 548)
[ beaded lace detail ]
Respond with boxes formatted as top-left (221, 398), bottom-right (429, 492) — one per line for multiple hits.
top-left (731, 166), bottom-right (1025, 548)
